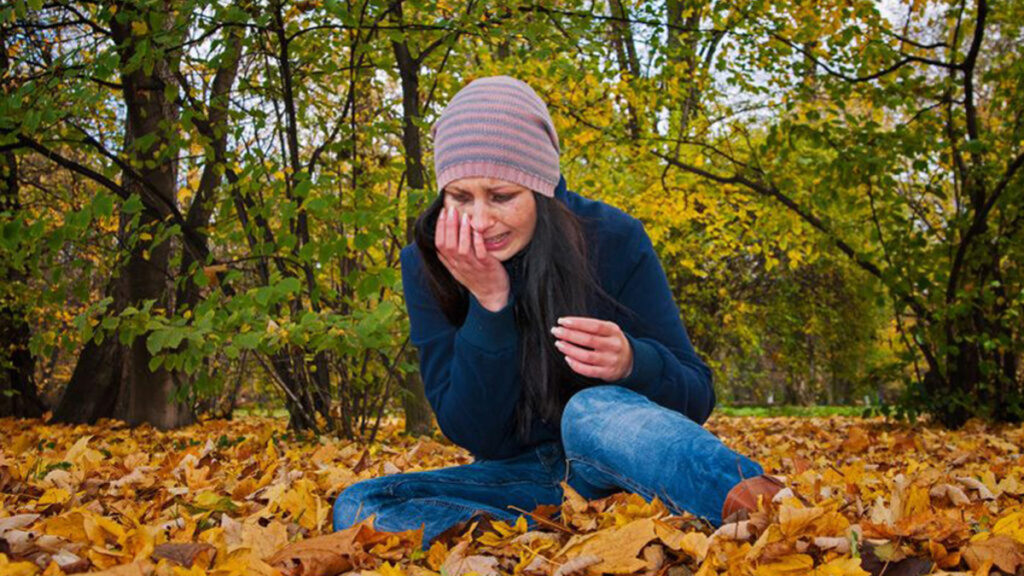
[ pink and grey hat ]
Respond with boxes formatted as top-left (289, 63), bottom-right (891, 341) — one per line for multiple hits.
top-left (431, 76), bottom-right (561, 197)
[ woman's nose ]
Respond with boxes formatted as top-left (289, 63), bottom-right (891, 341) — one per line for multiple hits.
top-left (469, 204), bottom-right (494, 230)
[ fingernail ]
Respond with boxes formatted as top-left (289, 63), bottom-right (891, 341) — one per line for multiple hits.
top-left (550, 326), bottom-right (562, 336)
top-left (558, 318), bottom-right (572, 326)
top-left (462, 212), bottom-right (468, 225)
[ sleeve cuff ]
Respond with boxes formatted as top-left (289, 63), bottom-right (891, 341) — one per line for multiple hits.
top-left (614, 333), bottom-right (664, 389)
top-left (457, 294), bottom-right (518, 352)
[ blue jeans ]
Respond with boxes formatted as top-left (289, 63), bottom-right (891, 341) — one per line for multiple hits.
top-left (332, 386), bottom-right (762, 544)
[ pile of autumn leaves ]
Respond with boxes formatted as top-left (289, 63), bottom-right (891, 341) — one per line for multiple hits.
top-left (1, 415), bottom-right (1023, 576)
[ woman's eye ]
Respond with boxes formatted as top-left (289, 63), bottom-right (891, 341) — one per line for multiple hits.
top-left (493, 194), bottom-right (514, 203)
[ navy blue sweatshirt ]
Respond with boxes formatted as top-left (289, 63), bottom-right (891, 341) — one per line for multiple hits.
top-left (399, 176), bottom-right (715, 460)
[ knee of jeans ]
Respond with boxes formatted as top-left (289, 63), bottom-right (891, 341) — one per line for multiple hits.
top-left (332, 477), bottom-right (389, 532)
top-left (561, 385), bottom-right (626, 456)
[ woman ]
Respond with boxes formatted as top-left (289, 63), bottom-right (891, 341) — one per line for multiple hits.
top-left (333, 76), bottom-right (780, 544)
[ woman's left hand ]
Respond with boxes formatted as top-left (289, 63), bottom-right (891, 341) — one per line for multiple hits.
top-left (551, 317), bottom-right (634, 381)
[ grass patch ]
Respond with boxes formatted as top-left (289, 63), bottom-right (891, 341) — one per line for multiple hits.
top-left (717, 405), bottom-right (865, 418)
top-left (231, 406), bottom-right (290, 420)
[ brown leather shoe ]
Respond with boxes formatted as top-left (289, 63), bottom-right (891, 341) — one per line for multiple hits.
top-left (721, 475), bottom-right (786, 522)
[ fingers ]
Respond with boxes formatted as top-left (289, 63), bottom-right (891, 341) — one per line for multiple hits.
top-left (552, 317), bottom-right (630, 381)
top-left (434, 206), bottom-right (446, 251)
top-left (457, 211), bottom-right (472, 256)
top-left (473, 228), bottom-right (487, 260)
top-left (561, 355), bottom-right (610, 379)
top-left (550, 323), bottom-right (620, 351)
top-left (557, 317), bottom-right (618, 336)
top-left (444, 205), bottom-right (458, 248)
top-left (554, 338), bottom-right (614, 368)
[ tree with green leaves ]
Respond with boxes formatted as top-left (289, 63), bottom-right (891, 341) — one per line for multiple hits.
top-left (658, 0), bottom-right (1024, 425)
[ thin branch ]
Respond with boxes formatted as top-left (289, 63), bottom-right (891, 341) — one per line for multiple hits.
top-left (771, 33), bottom-right (957, 84)
top-left (14, 134), bottom-right (210, 263)
top-left (960, 0), bottom-right (987, 144)
top-left (652, 149), bottom-right (935, 326)
top-left (878, 25), bottom-right (947, 51)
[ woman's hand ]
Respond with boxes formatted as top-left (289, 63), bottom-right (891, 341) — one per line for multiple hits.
top-left (435, 206), bottom-right (510, 311)
top-left (551, 317), bottom-right (634, 381)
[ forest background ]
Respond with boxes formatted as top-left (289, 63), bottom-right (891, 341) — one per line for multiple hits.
top-left (1, 0), bottom-right (1022, 436)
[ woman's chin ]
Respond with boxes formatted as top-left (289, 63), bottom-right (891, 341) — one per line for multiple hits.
top-left (491, 245), bottom-right (524, 262)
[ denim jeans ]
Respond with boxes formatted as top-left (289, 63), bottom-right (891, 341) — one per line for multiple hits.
top-left (332, 386), bottom-right (762, 544)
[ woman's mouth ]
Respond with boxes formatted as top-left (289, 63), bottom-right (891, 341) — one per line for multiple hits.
top-left (483, 232), bottom-right (511, 250)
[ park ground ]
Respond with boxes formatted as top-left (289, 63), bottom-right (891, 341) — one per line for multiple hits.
top-left (1, 414), bottom-right (1023, 576)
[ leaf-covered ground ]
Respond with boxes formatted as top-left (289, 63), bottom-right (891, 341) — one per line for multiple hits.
top-left (1, 415), bottom-right (1023, 576)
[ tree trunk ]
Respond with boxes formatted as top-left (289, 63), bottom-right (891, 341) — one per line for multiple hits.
top-left (0, 144), bottom-right (45, 418)
top-left (392, 4), bottom-right (436, 436)
top-left (609, 0), bottom-right (642, 140)
top-left (54, 0), bottom-right (192, 429)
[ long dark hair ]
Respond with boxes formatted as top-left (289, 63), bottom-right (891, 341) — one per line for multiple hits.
top-left (412, 190), bottom-right (622, 439)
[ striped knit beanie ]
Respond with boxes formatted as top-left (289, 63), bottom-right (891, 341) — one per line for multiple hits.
top-left (431, 76), bottom-right (561, 197)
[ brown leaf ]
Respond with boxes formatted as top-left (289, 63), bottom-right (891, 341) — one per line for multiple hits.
top-left (859, 541), bottom-right (932, 576)
top-left (241, 518), bottom-right (291, 561)
top-left (841, 427), bottom-right (871, 453)
top-left (963, 534), bottom-right (1024, 574)
top-left (553, 554), bottom-right (601, 576)
top-left (957, 476), bottom-right (996, 500)
top-left (151, 542), bottom-right (216, 568)
top-left (654, 521), bottom-right (708, 562)
top-left (557, 517), bottom-right (657, 574)
top-left (928, 483), bottom-right (970, 506)
top-left (267, 518), bottom-right (374, 576)
top-left (641, 543), bottom-right (665, 575)
top-left (439, 540), bottom-right (500, 576)
top-left (560, 482), bottom-right (599, 533)
top-left (88, 560), bottom-right (154, 576)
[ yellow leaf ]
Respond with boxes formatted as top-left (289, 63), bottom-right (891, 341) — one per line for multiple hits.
top-left (994, 511), bottom-right (1024, 545)
top-left (811, 557), bottom-right (869, 576)
top-left (379, 561), bottom-right (407, 576)
top-left (84, 511), bottom-right (126, 547)
top-left (0, 553), bottom-right (40, 576)
top-left (754, 553), bottom-right (814, 576)
top-left (267, 478), bottom-right (325, 531)
top-left (37, 487), bottom-right (71, 506)
top-left (65, 435), bottom-right (104, 471)
top-left (426, 540), bottom-right (448, 571)
top-left (654, 520), bottom-right (708, 562)
top-left (558, 517), bottom-right (657, 574)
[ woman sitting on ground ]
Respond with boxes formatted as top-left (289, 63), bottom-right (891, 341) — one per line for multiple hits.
top-left (333, 75), bottom-right (781, 544)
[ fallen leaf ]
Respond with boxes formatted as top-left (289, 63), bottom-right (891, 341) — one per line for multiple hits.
top-left (553, 553), bottom-right (601, 576)
top-left (88, 560), bottom-right (154, 576)
top-left (753, 553), bottom-right (813, 576)
top-left (151, 542), bottom-right (216, 568)
top-left (439, 540), bottom-right (499, 576)
top-left (654, 520), bottom-right (708, 561)
top-left (267, 518), bottom-right (373, 576)
top-left (811, 556), bottom-right (869, 576)
top-left (956, 476), bottom-right (996, 500)
top-left (928, 483), bottom-right (970, 506)
top-left (841, 428), bottom-right (871, 454)
top-left (963, 534), bottom-right (1024, 574)
top-left (558, 517), bottom-right (657, 574)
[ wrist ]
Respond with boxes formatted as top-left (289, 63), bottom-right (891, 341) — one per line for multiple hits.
top-left (475, 291), bottom-right (509, 312)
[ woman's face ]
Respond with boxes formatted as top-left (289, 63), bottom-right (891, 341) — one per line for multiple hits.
top-left (442, 177), bottom-right (538, 262)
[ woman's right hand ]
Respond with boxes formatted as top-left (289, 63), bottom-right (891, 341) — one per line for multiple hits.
top-left (435, 206), bottom-right (511, 312)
